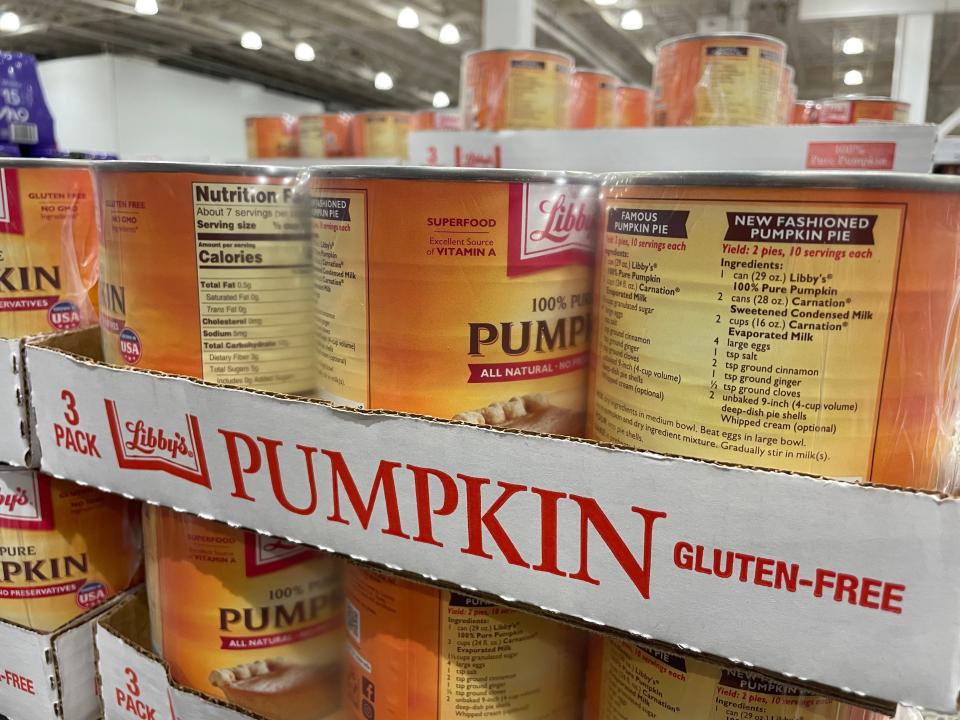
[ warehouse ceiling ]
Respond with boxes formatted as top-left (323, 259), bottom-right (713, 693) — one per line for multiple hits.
top-left (3, 0), bottom-right (959, 120)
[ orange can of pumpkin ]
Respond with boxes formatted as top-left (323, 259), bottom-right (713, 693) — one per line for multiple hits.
top-left (653, 32), bottom-right (787, 126)
top-left (461, 48), bottom-right (573, 130)
top-left (351, 111), bottom-right (412, 157)
top-left (615, 85), bottom-right (652, 127)
top-left (568, 69), bottom-right (619, 128)
top-left (245, 115), bottom-right (299, 158)
top-left (299, 113), bottom-right (353, 158)
top-left (0, 470), bottom-right (142, 632)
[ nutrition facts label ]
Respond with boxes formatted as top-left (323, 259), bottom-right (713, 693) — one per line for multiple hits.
top-left (310, 187), bottom-right (369, 407)
top-left (592, 198), bottom-right (904, 478)
top-left (192, 182), bottom-right (312, 393)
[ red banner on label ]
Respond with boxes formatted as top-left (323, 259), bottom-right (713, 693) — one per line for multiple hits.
top-left (468, 351), bottom-right (588, 383)
top-left (0, 296), bottom-right (58, 312)
top-left (0, 578), bottom-right (85, 599)
top-left (220, 616), bottom-right (341, 650)
top-left (805, 142), bottom-right (896, 170)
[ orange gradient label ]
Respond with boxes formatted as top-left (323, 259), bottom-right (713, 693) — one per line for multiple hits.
top-left (345, 566), bottom-right (586, 720)
top-left (144, 506), bottom-right (343, 720)
top-left (615, 86), bottom-right (651, 128)
top-left (246, 116), bottom-right (299, 158)
top-left (311, 174), bottom-right (596, 432)
top-left (590, 181), bottom-right (960, 491)
top-left (97, 169), bottom-right (312, 394)
top-left (351, 113), bottom-right (412, 158)
top-left (0, 472), bottom-right (141, 632)
top-left (0, 165), bottom-right (98, 337)
top-left (300, 114), bottom-right (353, 158)
top-left (461, 50), bottom-right (572, 130)
top-left (568, 71), bottom-right (618, 129)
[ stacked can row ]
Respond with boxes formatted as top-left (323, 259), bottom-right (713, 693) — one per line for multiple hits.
top-left (3, 160), bottom-right (960, 720)
top-left (460, 36), bottom-right (909, 130)
top-left (246, 108), bottom-right (462, 160)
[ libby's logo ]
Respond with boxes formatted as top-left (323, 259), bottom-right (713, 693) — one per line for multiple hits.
top-left (0, 472), bottom-right (53, 529)
top-left (530, 193), bottom-right (593, 244)
top-left (105, 400), bottom-right (211, 488)
top-left (245, 532), bottom-right (315, 577)
top-left (507, 183), bottom-right (595, 276)
top-left (0, 486), bottom-right (27, 514)
top-left (123, 420), bottom-right (195, 461)
top-left (0, 168), bottom-right (24, 235)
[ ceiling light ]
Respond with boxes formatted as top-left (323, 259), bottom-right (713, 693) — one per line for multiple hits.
top-left (842, 36), bottom-right (864, 55)
top-left (374, 72), bottom-right (394, 90)
top-left (0, 12), bottom-right (20, 32)
top-left (438, 22), bottom-right (461, 44)
top-left (134, 0), bottom-right (159, 15)
top-left (843, 69), bottom-right (864, 86)
top-left (594, 0), bottom-right (618, 5)
top-left (240, 31), bottom-right (262, 50)
top-left (620, 9), bottom-right (643, 30)
top-left (432, 91), bottom-right (450, 108)
top-left (294, 42), bottom-right (315, 61)
top-left (397, 6), bottom-right (420, 29)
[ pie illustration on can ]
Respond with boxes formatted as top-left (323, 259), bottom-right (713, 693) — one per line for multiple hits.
top-left (209, 658), bottom-right (340, 720)
top-left (452, 393), bottom-right (584, 437)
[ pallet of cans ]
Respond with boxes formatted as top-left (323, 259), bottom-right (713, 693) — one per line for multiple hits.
top-left (5, 161), bottom-right (959, 720)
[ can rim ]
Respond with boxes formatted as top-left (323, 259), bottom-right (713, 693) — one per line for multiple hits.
top-left (0, 158), bottom-right (93, 169)
top-left (244, 115), bottom-right (297, 121)
top-left (574, 68), bottom-right (620, 79)
top-left (93, 160), bottom-right (302, 176)
top-left (300, 112), bottom-right (353, 119)
top-left (601, 170), bottom-right (959, 193)
top-left (307, 164), bottom-right (596, 184)
top-left (353, 110), bottom-right (414, 117)
top-left (656, 32), bottom-right (787, 53)
top-left (462, 47), bottom-right (575, 64)
top-left (818, 95), bottom-right (908, 104)
top-left (618, 84), bottom-right (652, 92)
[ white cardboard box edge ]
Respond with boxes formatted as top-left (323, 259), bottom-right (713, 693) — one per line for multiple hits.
top-left (97, 591), bottom-right (269, 720)
top-left (0, 590), bottom-right (132, 720)
top-left (23, 330), bottom-right (960, 713)
top-left (0, 337), bottom-right (34, 468)
top-left (408, 124), bottom-right (937, 172)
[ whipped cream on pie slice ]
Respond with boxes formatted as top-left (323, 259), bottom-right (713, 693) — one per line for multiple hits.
top-left (452, 393), bottom-right (585, 437)
top-left (209, 658), bottom-right (339, 720)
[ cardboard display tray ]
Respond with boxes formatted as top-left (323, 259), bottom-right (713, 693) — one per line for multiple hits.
top-left (0, 337), bottom-right (37, 468)
top-left (0, 589), bottom-right (133, 720)
top-left (96, 589), bottom-right (287, 720)
top-left (408, 124), bottom-right (937, 172)
top-left (21, 327), bottom-right (960, 714)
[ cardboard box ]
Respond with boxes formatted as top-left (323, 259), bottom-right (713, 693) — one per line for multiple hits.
top-left (0, 337), bottom-right (37, 468)
top-left (22, 328), bottom-right (960, 713)
top-left (408, 125), bottom-right (937, 172)
top-left (0, 590), bottom-right (131, 720)
top-left (96, 589), bottom-right (274, 720)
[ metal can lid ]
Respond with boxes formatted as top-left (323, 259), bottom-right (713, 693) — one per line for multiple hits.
top-left (462, 47), bottom-right (576, 64)
top-left (0, 158), bottom-right (93, 169)
top-left (93, 160), bottom-right (302, 177)
top-left (656, 32), bottom-right (788, 53)
top-left (602, 170), bottom-right (959, 194)
top-left (307, 164), bottom-right (596, 185)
